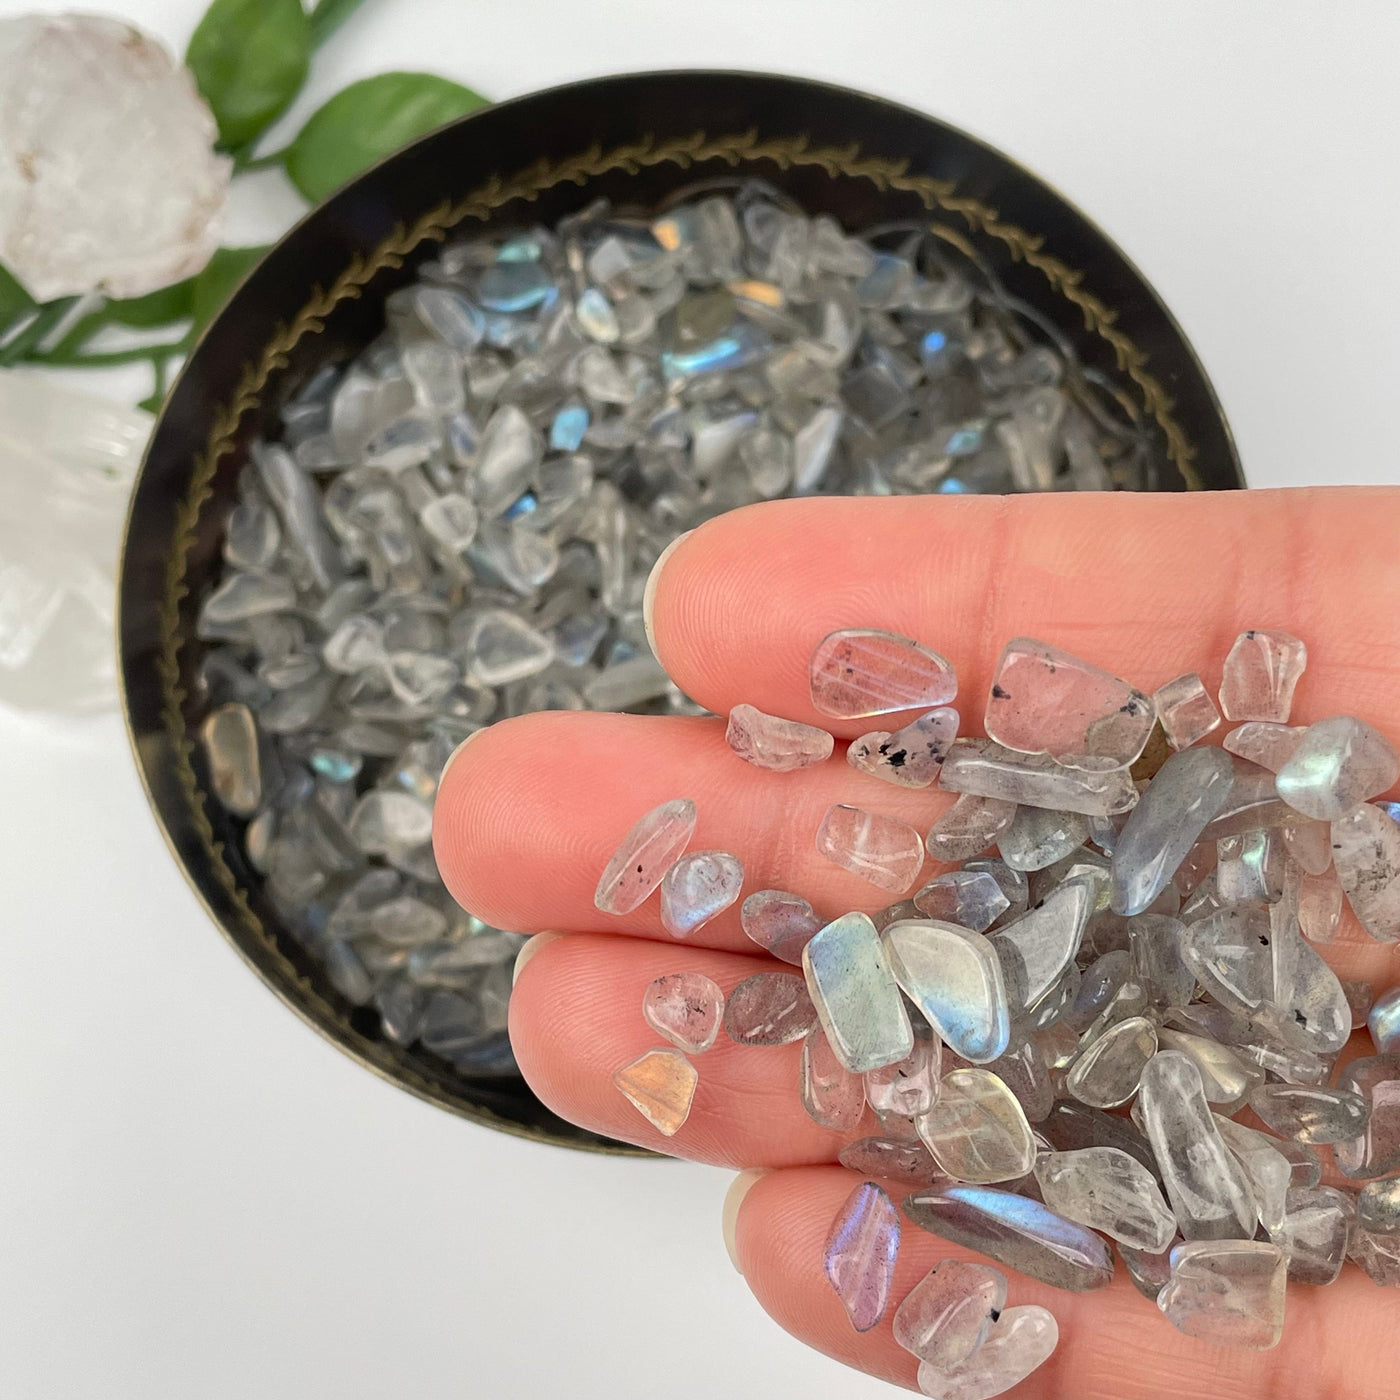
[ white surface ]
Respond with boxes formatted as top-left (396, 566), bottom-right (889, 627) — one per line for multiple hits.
top-left (1, 4), bottom-right (1398, 1399)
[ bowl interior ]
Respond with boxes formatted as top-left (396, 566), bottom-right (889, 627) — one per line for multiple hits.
top-left (119, 71), bottom-right (1241, 1153)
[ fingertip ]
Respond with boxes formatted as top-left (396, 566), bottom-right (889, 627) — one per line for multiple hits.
top-left (721, 1167), bottom-right (772, 1274)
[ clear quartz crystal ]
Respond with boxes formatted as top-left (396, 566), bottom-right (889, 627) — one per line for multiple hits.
top-left (659, 850), bottom-right (743, 937)
top-left (200, 703), bottom-right (262, 815)
top-left (1035, 1147), bottom-right (1176, 1250)
top-left (1271, 1186), bottom-right (1349, 1284)
top-left (1218, 630), bottom-right (1308, 723)
top-left (642, 972), bottom-right (723, 1054)
top-left (613, 1046), bottom-right (698, 1136)
top-left (987, 879), bottom-right (1092, 1016)
top-left (740, 889), bottom-right (822, 964)
top-left (893, 1260), bottom-right (1007, 1367)
top-left (809, 628), bottom-right (957, 719)
top-left (594, 798), bottom-right (697, 915)
top-left (984, 638), bottom-right (1153, 769)
top-left (914, 1305), bottom-right (1058, 1400)
top-left (1154, 672), bottom-right (1221, 750)
top-left (803, 912), bottom-right (913, 1073)
top-left (1333, 1054), bottom-right (1400, 1179)
top-left (725, 703), bottom-right (833, 770)
top-left (824, 1183), bottom-right (901, 1333)
top-left (847, 707), bottom-right (959, 788)
top-left (916, 1067), bottom-right (1036, 1184)
top-left (816, 804), bottom-right (925, 893)
top-left (1158, 1240), bottom-right (1287, 1350)
top-left (1138, 1050), bottom-right (1257, 1241)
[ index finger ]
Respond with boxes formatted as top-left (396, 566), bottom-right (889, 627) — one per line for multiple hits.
top-left (644, 487), bottom-right (1400, 744)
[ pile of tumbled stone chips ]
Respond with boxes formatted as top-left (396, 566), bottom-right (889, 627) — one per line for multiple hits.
top-left (602, 627), bottom-right (1400, 1396)
top-left (196, 183), bottom-right (1155, 1083)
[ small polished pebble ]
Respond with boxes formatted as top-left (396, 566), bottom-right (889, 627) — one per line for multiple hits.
top-left (1213, 1114), bottom-right (1290, 1234)
top-left (612, 1046), bottom-right (697, 1136)
top-left (809, 629), bottom-right (957, 719)
top-left (987, 879), bottom-right (1092, 1016)
top-left (660, 850), bottom-right (743, 937)
top-left (847, 707), bottom-right (959, 787)
top-left (1334, 1053), bottom-right (1400, 1179)
top-left (1035, 1146), bottom-right (1176, 1250)
top-left (1156, 1029), bottom-right (1262, 1111)
top-left (893, 1259), bottom-right (1007, 1367)
top-left (903, 1184), bottom-right (1114, 1291)
top-left (1271, 1186), bottom-right (1349, 1284)
top-left (885, 919), bottom-right (1011, 1064)
top-left (816, 804), bottom-right (925, 893)
top-left (1357, 1176), bottom-right (1400, 1235)
top-left (200, 702), bottom-right (262, 815)
top-left (1138, 1050), bottom-right (1256, 1241)
top-left (740, 889), bottom-right (822, 964)
top-left (985, 638), bottom-right (1154, 769)
top-left (1275, 716), bottom-right (1399, 820)
top-left (1119, 1238), bottom-right (1178, 1299)
top-left (724, 972), bottom-right (818, 1046)
top-left (801, 1027), bottom-right (867, 1130)
top-left (803, 912), bottom-right (914, 1073)
top-left (1217, 828), bottom-right (1286, 903)
top-left (1297, 867), bottom-right (1344, 943)
top-left (940, 738), bottom-right (1138, 817)
top-left (926, 793), bottom-right (1019, 862)
top-left (1369, 986), bottom-right (1400, 1053)
top-left (823, 1181), bottom-right (901, 1332)
top-left (866, 1039), bottom-right (941, 1119)
top-left (840, 1135), bottom-right (946, 1186)
top-left (726, 704), bottom-right (834, 771)
top-left (1331, 802), bottom-right (1400, 942)
top-left (916, 1305), bottom-right (1057, 1400)
top-left (1283, 819), bottom-right (1334, 875)
top-left (594, 798), bottom-right (697, 915)
top-left (913, 870), bottom-right (1009, 932)
top-left (916, 1068), bottom-right (1036, 1184)
top-left (1154, 672), bottom-right (1221, 751)
top-left (1218, 630), bottom-right (1308, 723)
top-left (1110, 746), bottom-right (1234, 915)
top-left (642, 973), bottom-right (723, 1054)
top-left (997, 805), bottom-right (1088, 873)
top-left (1065, 1015), bottom-right (1157, 1109)
top-left (1222, 721), bottom-right (1307, 772)
top-left (1249, 1084), bottom-right (1371, 1145)
top-left (1158, 1240), bottom-right (1287, 1349)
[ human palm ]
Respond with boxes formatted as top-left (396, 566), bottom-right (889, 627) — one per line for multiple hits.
top-left (434, 488), bottom-right (1400, 1399)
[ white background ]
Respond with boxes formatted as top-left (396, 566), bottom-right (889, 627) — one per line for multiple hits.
top-left (2, 3), bottom-right (1399, 1398)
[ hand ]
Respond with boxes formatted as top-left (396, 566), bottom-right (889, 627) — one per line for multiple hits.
top-left (433, 487), bottom-right (1400, 1399)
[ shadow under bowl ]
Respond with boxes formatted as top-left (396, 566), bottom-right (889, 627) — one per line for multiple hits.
top-left (118, 70), bottom-right (1243, 1155)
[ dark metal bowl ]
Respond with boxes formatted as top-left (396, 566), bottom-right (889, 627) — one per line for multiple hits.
top-left (118, 70), bottom-right (1244, 1155)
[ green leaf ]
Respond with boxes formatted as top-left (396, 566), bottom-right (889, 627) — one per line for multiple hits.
top-left (0, 259), bottom-right (36, 335)
top-left (104, 279), bottom-right (197, 329)
top-left (283, 72), bottom-right (488, 203)
top-left (186, 0), bottom-right (312, 150)
top-left (308, 0), bottom-right (370, 47)
top-left (191, 246), bottom-right (270, 330)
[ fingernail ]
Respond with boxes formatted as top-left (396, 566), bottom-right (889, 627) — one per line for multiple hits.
top-left (642, 528), bottom-right (694, 656)
top-left (438, 725), bottom-right (487, 789)
top-left (721, 1168), bottom-right (770, 1274)
top-left (512, 931), bottom-right (564, 986)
